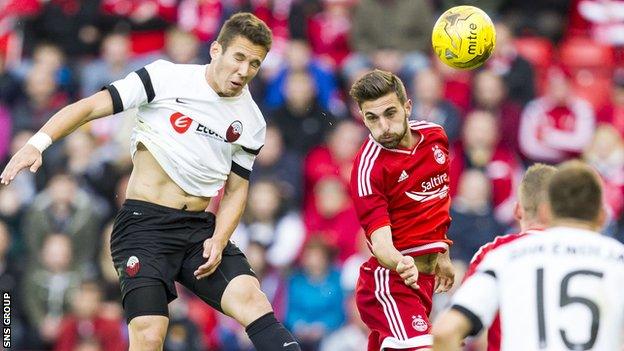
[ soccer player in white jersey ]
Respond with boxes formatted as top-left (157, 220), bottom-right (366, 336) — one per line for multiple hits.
top-left (432, 160), bottom-right (624, 351)
top-left (0, 13), bottom-right (301, 351)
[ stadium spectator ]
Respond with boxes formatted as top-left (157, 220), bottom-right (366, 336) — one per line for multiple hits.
top-left (447, 169), bottom-right (502, 264)
top-left (163, 27), bottom-right (202, 64)
top-left (344, 0), bottom-right (433, 83)
top-left (13, 42), bottom-right (77, 98)
top-left (519, 66), bottom-right (596, 164)
top-left (303, 120), bottom-right (364, 213)
top-left (264, 39), bottom-right (343, 114)
top-left (597, 69), bottom-right (624, 138)
top-left (411, 68), bottom-right (462, 144)
top-left (175, 0), bottom-right (224, 43)
top-left (21, 0), bottom-right (104, 57)
top-left (450, 110), bottom-right (522, 225)
top-left (305, 176), bottom-right (360, 262)
top-left (471, 69), bottom-right (523, 153)
top-left (485, 22), bottom-right (536, 106)
top-left (80, 32), bottom-right (134, 97)
top-left (251, 124), bottom-right (303, 206)
top-left (243, 180), bottom-right (306, 269)
top-left (433, 58), bottom-right (473, 114)
top-left (269, 69), bottom-right (337, 156)
top-left (0, 56), bottom-right (21, 107)
top-left (286, 237), bottom-right (345, 351)
top-left (101, 0), bottom-right (177, 55)
top-left (53, 281), bottom-right (126, 351)
top-left (11, 64), bottom-right (69, 132)
top-left (319, 295), bottom-right (367, 351)
top-left (23, 173), bottom-right (101, 275)
top-left (583, 125), bottom-right (624, 235)
top-left (307, 0), bottom-right (354, 70)
top-left (163, 296), bottom-right (205, 351)
top-left (23, 233), bottom-right (81, 348)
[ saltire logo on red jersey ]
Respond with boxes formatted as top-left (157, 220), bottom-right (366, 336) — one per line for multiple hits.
top-left (170, 112), bottom-right (193, 134)
top-left (405, 185), bottom-right (449, 203)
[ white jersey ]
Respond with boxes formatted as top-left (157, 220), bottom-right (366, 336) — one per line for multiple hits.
top-left (104, 59), bottom-right (265, 197)
top-left (451, 227), bottom-right (624, 351)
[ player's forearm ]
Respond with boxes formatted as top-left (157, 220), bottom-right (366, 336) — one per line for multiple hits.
top-left (370, 226), bottom-right (404, 270)
top-left (212, 175), bottom-right (248, 245)
top-left (40, 90), bottom-right (114, 141)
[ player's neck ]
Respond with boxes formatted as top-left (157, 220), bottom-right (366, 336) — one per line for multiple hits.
top-left (519, 219), bottom-right (547, 232)
top-left (398, 129), bottom-right (420, 149)
top-left (551, 218), bottom-right (601, 232)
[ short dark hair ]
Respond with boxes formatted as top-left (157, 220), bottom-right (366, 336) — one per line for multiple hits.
top-left (217, 12), bottom-right (272, 53)
top-left (519, 163), bottom-right (557, 219)
top-left (548, 160), bottom-right (602, 222)
top-left (349, 69), bottom-right (407, 107)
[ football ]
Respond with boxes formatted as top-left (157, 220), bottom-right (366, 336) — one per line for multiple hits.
top-left (431, 5), bottom-right (496, 70)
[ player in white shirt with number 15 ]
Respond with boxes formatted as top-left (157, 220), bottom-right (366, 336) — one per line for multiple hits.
top-left (433, 160), bottom-right (624, 351)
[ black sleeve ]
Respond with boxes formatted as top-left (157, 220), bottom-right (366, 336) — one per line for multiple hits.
top-left (102, 85), bottom-right (123, 114)
top-left (231, 161), bottom-right (251, 180)
top-left (450, 304), bottom-right (484, 337)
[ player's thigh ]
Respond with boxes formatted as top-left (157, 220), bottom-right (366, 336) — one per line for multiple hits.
top-left (177, 240), bottom-right (270, 324)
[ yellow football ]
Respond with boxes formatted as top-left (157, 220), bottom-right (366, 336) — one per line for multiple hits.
top-left (431, 5), bottom-right (496, 70)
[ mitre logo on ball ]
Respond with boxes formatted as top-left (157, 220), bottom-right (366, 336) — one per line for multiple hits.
top-left (125, 256), bottom-right (140, 277)
top-left (226, 120), bottom-right (243, 142)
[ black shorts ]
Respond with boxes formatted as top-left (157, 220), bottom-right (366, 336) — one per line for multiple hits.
top-left (110, 199), bottom-right (255, 314)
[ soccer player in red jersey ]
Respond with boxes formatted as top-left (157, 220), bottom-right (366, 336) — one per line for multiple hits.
top-left (462, 163), bottom-right (556, 351)
top-left (348, 69), bottom-right (455, 351)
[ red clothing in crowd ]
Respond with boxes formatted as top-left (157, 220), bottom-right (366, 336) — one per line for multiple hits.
top-left (304, 204), bottom-right (361, 262)
top-left (54, 316), bottom-right (126, 351)
top-left (303, 145), bottom-right (352, 211)
top-left (519, 97), bottom-right (595, 164)
top-left (177, 0), bottom-right (223, 42)
top-left (449, 143), bottom-right (521, 224)
top-left (350, 121), bottom-right (452, 254)
top-left (307, 10), bottom-right (352, 68)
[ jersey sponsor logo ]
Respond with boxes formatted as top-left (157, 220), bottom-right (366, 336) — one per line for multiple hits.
top-left (170, 112), bottom-right (193, 134)
top-left (398, 170), bottom-right (409, 183)
top-left (195, 123), bottom-right (225, 141)
top-left (125, 256), bottom-right (140, 277)
top-left (433, 145), bottom-right (446, 164)
top-left (226, 120), bottom-right (243, 142)
top-left (412, 315), bottom-right (428, 332)
top-left (405, 173), bottom-right (449, 202)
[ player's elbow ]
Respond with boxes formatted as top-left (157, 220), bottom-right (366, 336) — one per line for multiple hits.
top-left (82, 90), bottom-right (115, 121)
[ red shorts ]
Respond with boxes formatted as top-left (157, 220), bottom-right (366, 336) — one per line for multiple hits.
top-left (355, 257), bottom-right (435, 351)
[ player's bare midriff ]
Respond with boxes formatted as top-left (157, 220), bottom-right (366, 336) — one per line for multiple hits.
top-left (125, 143), bottom-right (212, 211)
top-left (412, 253), bottom-right (439, 274)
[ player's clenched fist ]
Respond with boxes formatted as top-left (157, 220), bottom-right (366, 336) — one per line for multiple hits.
top-left (396, 256), bottom-right (420, 290)
top-left (0, 144), bottom-right (43, 185)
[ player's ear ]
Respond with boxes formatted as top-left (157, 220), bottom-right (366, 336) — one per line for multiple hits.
top-left (209, 41), bottom-right (222, 60)
top-left (405, 98), bottom-right (413, 116)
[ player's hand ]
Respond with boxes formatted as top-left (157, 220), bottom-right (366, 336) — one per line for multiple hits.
top-left (194, 237), bottom-right (226, 279)
top-left (396, 256), bottom-right (420, 290)
top-left (0, 144), bottom-right (42, 185)
top-left (434, 256), bottom-right (455, 293)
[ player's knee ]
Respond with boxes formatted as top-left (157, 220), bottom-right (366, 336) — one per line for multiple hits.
top-left (222, 276), bottom-right (273, 324)
top-left (129, 316), bottom-right (168, 351)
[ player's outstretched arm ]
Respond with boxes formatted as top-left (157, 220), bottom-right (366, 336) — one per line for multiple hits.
top-left (370, 227), bottom-right (420, 289)
top-left (431, 309), bottom-right (472, 351)
top-left (0, 90), bottom-right (114, 185)
top-left (194, 172), bottom-right (249, 279)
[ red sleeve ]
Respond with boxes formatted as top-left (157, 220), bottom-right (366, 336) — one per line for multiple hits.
top-left (350, 145), bottom-right (390, 237)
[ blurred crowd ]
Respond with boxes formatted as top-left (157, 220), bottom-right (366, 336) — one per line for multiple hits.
top-left (1, 0), bottom-right (624, 350)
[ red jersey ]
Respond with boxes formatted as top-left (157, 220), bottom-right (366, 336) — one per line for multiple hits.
top-left (464, 230), bottom-right (540, 351)
top-left (350, 121), bottom-right (452, 256)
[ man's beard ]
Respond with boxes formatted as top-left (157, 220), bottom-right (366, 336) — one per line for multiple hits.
top-left (377, 118), bottom-right (409, 149)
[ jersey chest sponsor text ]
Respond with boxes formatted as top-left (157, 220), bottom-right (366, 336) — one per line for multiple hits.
top-left (169, 112), bottom-right (242, 142)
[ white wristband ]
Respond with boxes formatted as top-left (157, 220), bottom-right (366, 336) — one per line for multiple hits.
top-left (26, 132), bottom-right (53, 153)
